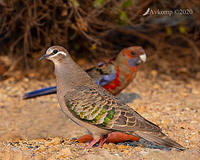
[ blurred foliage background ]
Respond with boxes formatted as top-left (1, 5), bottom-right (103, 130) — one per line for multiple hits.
top-left (0, 0), bottom-right (199, 80)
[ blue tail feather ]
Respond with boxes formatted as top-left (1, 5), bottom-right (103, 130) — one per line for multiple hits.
top-left (23, 86), bottom-right (57, 99)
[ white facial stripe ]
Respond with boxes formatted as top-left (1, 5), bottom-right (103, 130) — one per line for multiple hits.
top-left (50, 51), bottom-right (67, 58)
top-left (58, 51), bottom-right (67, 56)
top-left (139, 53), bottom-right (147, 62)
top-left (46, 48), bottom-right (53, 55)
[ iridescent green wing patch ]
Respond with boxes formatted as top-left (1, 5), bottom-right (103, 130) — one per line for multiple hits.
top-left (64, 86), bottom-right (116, 128)
top-left (66, 99), bottom-right (115, 127)
top-left (102, 108), bottom-right (115, 126)
top-left (92, 105), bottom-right (108, 123)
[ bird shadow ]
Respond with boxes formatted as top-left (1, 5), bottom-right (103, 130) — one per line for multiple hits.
top-left (76, 138), bottom-right (172, 151)
top-left (116, 139), bottom-right (171, 151)
top-left (116, 92), bottom-right (141, 104)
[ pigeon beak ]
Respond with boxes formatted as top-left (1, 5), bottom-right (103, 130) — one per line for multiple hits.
top-left (39, 54), bottom-right (49, 61)
top-left (139, 53), bottom-right (147, 63)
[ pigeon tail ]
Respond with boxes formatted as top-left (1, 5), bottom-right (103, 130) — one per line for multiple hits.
top-left (135, 131), bottom-right (185, 151)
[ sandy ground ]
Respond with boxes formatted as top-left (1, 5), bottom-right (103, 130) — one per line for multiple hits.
top-left (0, 71), bottom-right (200, 159)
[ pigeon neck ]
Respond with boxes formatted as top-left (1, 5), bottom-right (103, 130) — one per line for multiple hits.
top-left (54, 57), bottom-right (94, 92)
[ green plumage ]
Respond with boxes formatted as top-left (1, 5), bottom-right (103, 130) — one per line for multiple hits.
top-left (92, 106), bottom-right (107, 123)
top-left (102, 108), bottom-right (115, 126)
top-left (66, 100), bottom-right (115, 127)
top-left (91, 106), bottom-right (100, 116)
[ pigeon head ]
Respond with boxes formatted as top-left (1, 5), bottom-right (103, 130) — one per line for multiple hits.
top-left (39, 46), bottom-right (70, 63)
top-left (121, 46), bottom-right (147, 67)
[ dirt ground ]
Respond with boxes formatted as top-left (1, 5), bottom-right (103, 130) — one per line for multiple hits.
top-left (0, 70), bottom-right (200, 160)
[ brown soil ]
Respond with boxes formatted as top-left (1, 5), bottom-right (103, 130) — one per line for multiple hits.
top-left (0, 71), bottom-right (200, 159)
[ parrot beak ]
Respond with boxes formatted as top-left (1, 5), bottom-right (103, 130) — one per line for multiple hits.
top-left (139, 53), bottom-right (147, 63)
top-left (39, 54), bottom-right (49, 61)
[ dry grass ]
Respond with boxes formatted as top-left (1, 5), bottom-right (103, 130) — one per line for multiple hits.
top-left (0, 0), bottom-right (199, 78)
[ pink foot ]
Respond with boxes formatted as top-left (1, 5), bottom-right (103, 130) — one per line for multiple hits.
top-left (86, 138), bottom-right (100, 148)
top-left (98, 137), bottom-right (107, 147)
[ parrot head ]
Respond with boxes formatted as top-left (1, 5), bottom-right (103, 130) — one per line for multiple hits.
top-left (120, 46), bottom-right (147, 67)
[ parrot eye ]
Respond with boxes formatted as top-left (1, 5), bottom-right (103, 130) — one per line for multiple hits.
top-left (130, 51), bottom-right (137, 56)
top-left (53, 49), bottom-right (58, 54)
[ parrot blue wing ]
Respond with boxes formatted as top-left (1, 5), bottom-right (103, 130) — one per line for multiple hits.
top-left (95, 73), bottom-right (116, 86)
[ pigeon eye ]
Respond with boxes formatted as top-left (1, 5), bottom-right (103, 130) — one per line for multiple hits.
top-left (131, 51), bottom-right (136, 56)
top-left (53, 49), bottom-right (58, 54)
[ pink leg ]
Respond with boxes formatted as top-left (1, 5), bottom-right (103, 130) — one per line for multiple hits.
top-left (87, 138), bottom-right (100, 148)
top-left (98, 138), bottom-right (107, 147)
